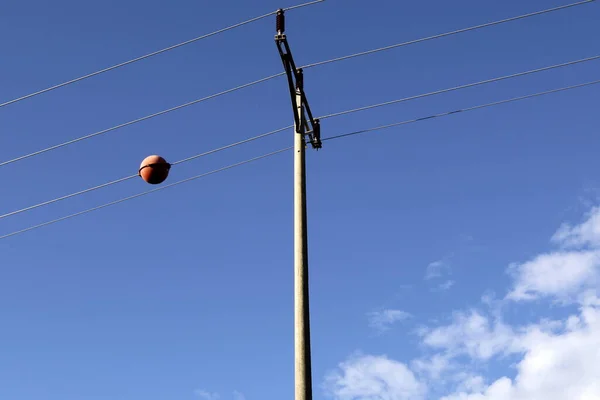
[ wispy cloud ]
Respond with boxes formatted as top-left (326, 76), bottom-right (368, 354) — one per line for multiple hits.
top-left (419, 309), bottom-right (521, 361)
top-left (507, 207), bottom-right (600, 302)
top-left (323, 353), bottom-right (427, 400)
top-left (329, 299), bottom-right (600, 400)
top-left (194, 390), bottom-right (219, 400)
top-left (411, 353), bottom-right (454, 380)
top-left (232, 391), bottom-right (246, 400)
top-left (438, 301), bottom-right (600, 400)
top-left (507, 250), bottom-right (600, 301)
top-left (325, 204), bottom-right (600, 400)
top-left (552, 206), bottom-right (600, 249)
top-left (435, 280), bottom-right (455, 292)
top-left (367, 309), bottom-right (411, 333)
top-left (425, 257), bottom-right (452, 280)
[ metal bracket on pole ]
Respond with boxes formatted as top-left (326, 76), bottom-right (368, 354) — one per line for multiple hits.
top-left (275, 9), bottom-right (322, 149)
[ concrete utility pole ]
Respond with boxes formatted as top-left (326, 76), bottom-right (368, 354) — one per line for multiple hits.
top-left (275, 9), bottom-right (322, 400)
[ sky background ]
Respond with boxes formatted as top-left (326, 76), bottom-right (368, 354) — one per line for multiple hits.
top-left (1, 0), bottom-right (599, 399)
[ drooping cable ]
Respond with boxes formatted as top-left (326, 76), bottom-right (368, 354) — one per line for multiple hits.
top-left (0, 148), bottom-right (291, 240)
top-left (323, 79), bottom-right (600, 142)
top-left (1, 0), bottom-right (590, 168)
top-left (0, 0), bottom-right (325, 109)
top-left (0, 73), bottom-right (285, 168)
top-left (2, 55), bottom-right (598, 220)
top-left (0, 125), bottom-right (293, 219)
top-left (2, 78), bottom-right (596, 240)
top-left (0, 174), bottom-right (139, 220)
top-left (300, 0), bottom-right (596, 69)
top-left (318, 55), bottom-right (600, 120)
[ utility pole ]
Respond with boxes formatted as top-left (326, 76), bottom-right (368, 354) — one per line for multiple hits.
top-left (275, 9), bottom-right (321, 400)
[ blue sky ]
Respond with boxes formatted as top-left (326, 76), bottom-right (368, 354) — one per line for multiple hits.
top-left (1, 0), bottom-right (599, 399)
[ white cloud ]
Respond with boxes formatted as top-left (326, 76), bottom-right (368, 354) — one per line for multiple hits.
top-left (195, 390), bottom-right (246, 400)
top-left (552, 206), bottom-right (600, 249)
top-left (420, 310), bottom-right (519, 361)
top-left (453, 374), bottom-right (486, 394)
top-left (411, 353), bottom-right (454, 380)
top-left (232, 390), bottom-right (246, 400)
top-left (327, 300), bottom-right (600, 400)
top-left (194, 390), bottom-right (220, 400)
top-left (436, 280), bottom-right (455, 292)
top-left (323, 354), bottom-right (426, 400)
top-left (440, 300), bottom-right (600, 400)
top-left (506, 250), bottom-right (600, 301)
top-left (325, 205), bottom-right (600, 400)
top-left (506, 207), bottom-right (600, 302)
top-left (425, 259), bottom-right (450, 280)
top-left (368, 309), bottom-right (411, 333)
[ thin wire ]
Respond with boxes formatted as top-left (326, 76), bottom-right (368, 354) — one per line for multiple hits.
top-left (323, 79), bottom-right (600, 142)
top-left (318, 55), bottom-right (600, 119)
top-left (3, 54), bottom-right (596, 220)
top-left (0, 125), bottom-right (294, 220)
top-left (0, 0), bottom-right (323, 109)
top-left (301, 0), bottom-right (596, 69)
top-left (3, 79), bottom-right (597, 240)
top-left (172, 125), bottom-right (293, 165)
top-left (0, 73), bottom-right (284, 168)
top-left (0, 147), bottom-right (292, 240)
top-left (286, 0), bottom-right (325, 11)
top-left (0, 174), bottom-right (138, 220)
top-left (1, 1), bottom-right (591, 168)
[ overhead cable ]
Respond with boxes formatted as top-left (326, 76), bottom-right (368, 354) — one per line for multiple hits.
top-left (0, 148), bottom-right (291, 240)
top-left (2, 54), bottom-right (597, 220)
top-left (285, 0), bottom-right (326, 11)
top-left (323, 79), bottom-right (600, 142)
top-left (0, 125), bottom-right (293, 219)
top-left (2, 78), bottom-right (597, 240)
top-left (0, 73), bottom-right (284, 168)
top-left (301, 0), bottom-right (596, 69)
top-left (0, 0), bottom-right (324, 109)
top-left (318, 54), bottom-right (600, 119)
top-left (1, 0), bottom-right (590, 168)
top-left (0, 174), bottom-right (138, 220)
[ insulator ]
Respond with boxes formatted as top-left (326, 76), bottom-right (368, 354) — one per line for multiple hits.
top-left (296, 68), bottom-right (304, 89)
top-left (276, 9), bottom-right (285, 34)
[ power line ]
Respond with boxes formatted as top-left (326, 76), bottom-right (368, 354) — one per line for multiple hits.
top-left (0, 125), bottom-right (293, 220)
top-left (0, 73), bottom-right (284, 168)
top-left (171, 125), bottom-right (293, 166)
top-left (301, 0), bottom-right (596, 69)
top-left (285, 0), bottom-right (325, 11)
top-left (0, 148), bottom-right (291, 240)
top-left (0, 174), bottom-right (138, 220)
top-left (318, 54), bottom-right (600, 119)
top-left (2, 54), bottom-right (596, 220)
top-left (1, 0), bottom-right (590, 169)
top-left (2, 79), bottom-right (596, 240)
top-left (0, 0), bottom-right (324, 109)
top-left (323, 79), bottom-right (600, 142)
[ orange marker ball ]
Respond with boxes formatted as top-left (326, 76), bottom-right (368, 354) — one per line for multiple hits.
top-left (139, 155), bottom-right (171, 184)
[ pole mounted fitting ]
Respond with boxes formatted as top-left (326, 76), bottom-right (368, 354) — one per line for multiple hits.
top-left (276, 9), bottom-right (286, 36)
top-left (274, 9), bottom-right (322, 149)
